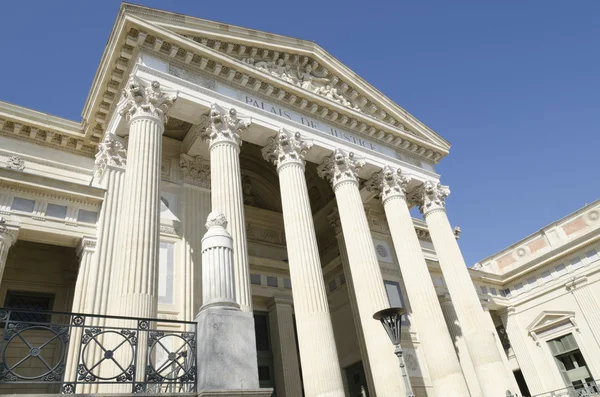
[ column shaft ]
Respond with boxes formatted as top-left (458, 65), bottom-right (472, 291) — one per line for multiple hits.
top-left (424, 205), bottom-right (514, 396)
top-left (504, 309), bottom-right (544, 394)
top-left (0, 220), bottom-right (18, 283)
top-left (382, 193), bottom-right (470, 396)
top-left (568, 277), bottom-right (600, 346)
top-left (268, 299), bottom-right (303, 397)
top-left (209, 141), bottom-right (252, 312)
top-left (439, 295), bottom-right (482, 397)
top-left (114, 116), bottom-right (163, 318)
top-left (278, 162), bottom-right (345, 397)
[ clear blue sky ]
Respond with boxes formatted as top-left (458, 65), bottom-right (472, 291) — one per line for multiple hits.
top-left (1, 1), bottom-right (598, 266)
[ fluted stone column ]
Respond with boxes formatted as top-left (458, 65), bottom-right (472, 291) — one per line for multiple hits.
top-left (566, 276), bottom-right (600, 346)
top-left (198, 104), bottom-right (252, 313)
top-left (0, 217), bottom-right (18, 283)
top-left (268, 297), bottom-right (303, 397)
top-left (366, 167), bottom-right (470, 397)
top-left (65, 237), bottom-right (96, 389)
top-left (317, 149), bottom-right (405, 397)
top-left (439, 293), bottom-right (482, 397)
top-left (87, 133), bottom-right (127, 317)
top-left (263, 130), bottom-right (345, 397)
top-left (413, 181), bottom-right (514, 397)
top-left (180, 154), bottom-right (211, 319)
top-left (503, 307), bottom-right (544, 394)
top-left (113, 79), bottom-right (175, 319)
top-left (328, 209), bottom-right (375, 396)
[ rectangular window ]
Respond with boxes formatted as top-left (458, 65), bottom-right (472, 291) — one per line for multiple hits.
top-left (585, 250), bottom-right (599, 263)
top-left (384, 280), bottom-right (404, 308)
top-left (254, 312), bottom-right (271, 352)
top-left (480, 285), bottom-right (489, 294)
top-left (250, 274), bottom-right (262, 285)
top-left (266, 276), bottom-right (278, 288)
top-left (46, 203), bottom-right (67, 219)
top-left (548, 333), bottom-right (596, 390)
top-left (4, 291), bottom-right (55, 323)
top-left (554, 264), bottom-right (567, 277)
top-left (339, 273), bottom-right (346, 285)
top-left (77, 209), bottom-right (98, 224)
top-left (11, 197), bottom-right (35, 213)
top-left (328, 279), bottom-right (337, 292)
top-left (283, 278), bottom-right (292, 289)
top-left (570, 257), bottom-right (583, 270)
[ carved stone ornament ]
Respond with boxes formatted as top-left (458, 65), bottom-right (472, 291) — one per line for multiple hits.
top-left (206, 211), bottom-right (228, 229)
top-left (317, 149), bottom-right (365, 189)
top-left (94, 134), bottom-right (127, 178)
top-left (117, 79), bottom-right (177, 124)
top-left (261, 128), bottom-right (313, 169)
top-left (200, 103), bottom-right (251, 147)
top-left (413, 180), bottom-right (450, 215)
top-left (241, 57), bottom-right (362, 112)
top-left (0, 216), bottom-right (18, 245)
top-left (365, 165), bottom-right (411, 203)
top-left (180, 154), bottom-right (210, 188)
top-left (327, 207), bottom-right (342, 234)
top-left (5, 156), bottom-right (25, 171)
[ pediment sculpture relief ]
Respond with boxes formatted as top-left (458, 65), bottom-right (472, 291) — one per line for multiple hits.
top-left (241, 57), bottom-right (361, 112)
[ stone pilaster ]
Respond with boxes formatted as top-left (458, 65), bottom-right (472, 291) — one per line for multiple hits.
top-left (197, 103), bottom-right (252, 313)
top-left (267, 298), bottom-right (303, 397)
top-left (366, 167), bottom-right (470, 397)
top-left (439, 294), bottom-right (482, 397)
top-left (566, 276), bottom-right (600, 346)
top-left (112, 79), bottom-right (176, 319)
top-left (180, 154), bottom-right (211, 319)
top-left (317, 149), bottom-right (405, 397)
top-left (412, 181), bottom-right (515, 397)
top-left (262, 129), bottom-right (345, 397)
top-left (503, 307), bottom-right (544, 394)
top-left (0, 217), bottom-right (18, 283)
top-left (328, 209), bottom-right (375, 396)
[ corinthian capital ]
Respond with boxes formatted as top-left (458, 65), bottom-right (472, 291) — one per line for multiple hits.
top-left (365, 166), bottom-right (411, 203)
top-left (0, 217), bottom-right (19, 247)
top-left (261, 128), bottom-right (313, 170)
top-left (94, 134), bottom-right (127, 178)
top-left (317, 149), bottom-right (365, 189)
top-left (412, 180), bottom-right (450, 216)
top-left (200, 103), bottom-right (251, 148)
top-left (118, 79), bottom-right (177, 124)
top-left (180, 154), bottom-right (210, 189)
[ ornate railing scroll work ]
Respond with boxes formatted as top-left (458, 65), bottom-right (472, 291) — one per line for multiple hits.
top-left (531, 380), bottom-right (600, 397)
top-left (0, 308), bottom-right (196, 393)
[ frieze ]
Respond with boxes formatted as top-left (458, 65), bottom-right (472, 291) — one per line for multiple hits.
top-left (246, 223), bottom-right (286, 246)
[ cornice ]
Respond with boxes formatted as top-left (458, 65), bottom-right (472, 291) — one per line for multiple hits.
top-left (0, 102), bottom-right (95, 157)
top-left (83, 10), bottom-right (449, 164)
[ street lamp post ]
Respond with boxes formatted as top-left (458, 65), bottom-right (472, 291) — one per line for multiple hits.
top-left (373, 307), bottom-right (415, 397)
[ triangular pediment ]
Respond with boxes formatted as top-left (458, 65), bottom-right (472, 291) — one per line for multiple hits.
top-left (527, 310), bottom-right (575, 333)
top-left (82, 4), bottom-right (451, 163)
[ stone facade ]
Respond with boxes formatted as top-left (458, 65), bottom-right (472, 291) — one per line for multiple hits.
top-left (0, 4), bottom-right (597, 397)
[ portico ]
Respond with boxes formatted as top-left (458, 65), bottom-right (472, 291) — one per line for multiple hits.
top-left (0, 4), bottom-right (520, 397)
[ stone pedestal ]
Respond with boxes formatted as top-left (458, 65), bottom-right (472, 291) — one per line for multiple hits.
top-left (318, 149), bottom-right (405, 397)
top-left (415, 181), bottom-right (514, 397)
top-left (366, 167), bottom-right (470, 397)
top-left (196, 212), bottom-right (259, 391)
top-left (263, 130), bottom-right (345, 397)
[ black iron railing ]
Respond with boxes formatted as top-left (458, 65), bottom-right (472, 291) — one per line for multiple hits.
top-left (532, 380), bottom-right (600, 397)
top-left (0, 308), bottom-right (196, 393)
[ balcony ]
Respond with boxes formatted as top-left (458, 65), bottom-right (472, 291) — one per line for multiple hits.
top-left (532, 380), bottom-right (600, 397)
top-left (0, 308), bottom-right (196, 395)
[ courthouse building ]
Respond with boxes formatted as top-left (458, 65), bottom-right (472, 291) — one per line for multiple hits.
top-left (0, 4), bottom-right (598, 397)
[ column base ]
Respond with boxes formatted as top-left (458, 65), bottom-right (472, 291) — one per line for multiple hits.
top-left (196, 308), bottom-right (260, 390)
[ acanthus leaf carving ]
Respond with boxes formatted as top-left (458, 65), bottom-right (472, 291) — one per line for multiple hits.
top-left (365, 165), bottom-right (411, 203)
top-left (317, 149), bottom-right (365, 189)
top-left (411, 180), bottom-right (450, 215)
top-left (200, 103), bottom-right (251, 147)
top-left (261, 128), bottom-right (313, 169)
top-left (94, 133), bottom-right (127, 178)
top-left (118, 79), bottom-right (177, 124)
top-left (179, 154), bottom-right (210, 189)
